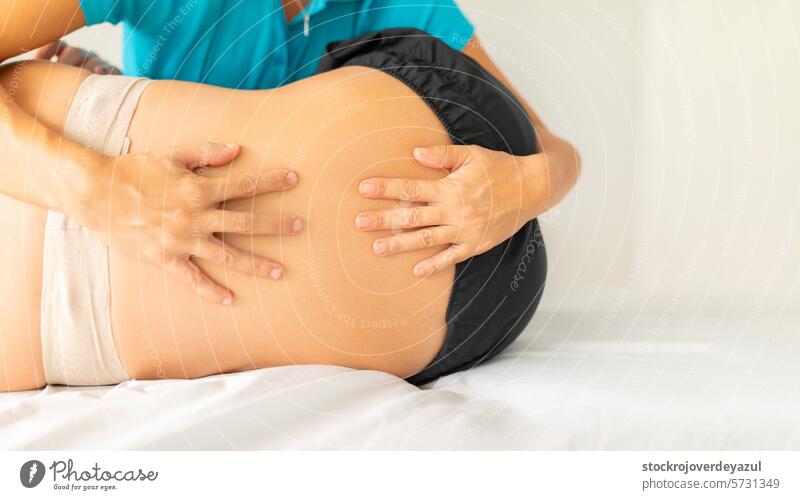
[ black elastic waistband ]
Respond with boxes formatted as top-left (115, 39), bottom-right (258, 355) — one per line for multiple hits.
top-left (317, 28), bottom-right (538, 156)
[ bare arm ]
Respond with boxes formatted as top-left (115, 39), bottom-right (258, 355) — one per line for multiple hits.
top-left (356, 34), bottom-right (581, 276)
top-left (0, 0), bottom-right (85, 61)
top-left (0, 0), bottom-right (89, 208)
top-left (461, 36), bottom-right (581, 210)
top-left (0, 1), bottom-right (300, 303)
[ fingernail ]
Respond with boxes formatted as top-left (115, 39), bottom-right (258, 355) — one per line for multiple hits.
top-left (373, 240), bottom-right (387, 255)
top-left (221, 294), bottom-right (233, 305)
top-left (355, 214), bottom-right (370, 229)
top-left (413, 264), bottom-right (429, 277)
top-left (257, 263), bottom-right (272, 277)
top-left (292, 217), bottom-right (303, 232)
top-left (413, 147), bottom-right (429, 161)
top-left (359, 181), bottom-right (374, 196)
top-left (286, 171), bottom-right (298, 186)
top-left (270, 267), bottom-right (283, 279)
top-left (225, 143), bottom-right (238, 150)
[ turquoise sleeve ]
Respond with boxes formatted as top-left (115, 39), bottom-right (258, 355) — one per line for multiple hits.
top-left (367, 0), bottom-right (475, 51)
top-left (78, 0), bottom-right (181, 30)
top-left (78, 0), bottom-right (122, 25)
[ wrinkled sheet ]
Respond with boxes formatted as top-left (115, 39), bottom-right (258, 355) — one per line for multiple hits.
top-left (2, 310), bottom-right (798, 450)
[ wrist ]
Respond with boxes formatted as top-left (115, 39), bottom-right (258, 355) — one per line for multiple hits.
top-left (524, 139), bottom-right (580, 219)
top-left (0, 88), bottom-right (110, 215)
top-left (521, 152), bottom-right (552, 220)
top-left (53, 140), bottom-right (108, 221)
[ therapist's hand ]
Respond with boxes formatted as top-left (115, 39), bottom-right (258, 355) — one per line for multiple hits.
top-left (32, 40), bottom-right (120, 75)
top-left (355, 144), bottom-right (544, 277)
top-left (76, 142), bottom-right (301, 304)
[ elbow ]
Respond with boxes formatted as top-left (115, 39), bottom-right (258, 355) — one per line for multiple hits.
top-left (570, 142), bottom-right (582, 186)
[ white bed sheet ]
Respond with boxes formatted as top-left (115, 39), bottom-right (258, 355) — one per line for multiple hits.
top-left (2, 309), bottom-right (799, 450)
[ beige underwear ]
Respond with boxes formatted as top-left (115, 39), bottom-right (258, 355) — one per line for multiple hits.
top-left (40, 74), bottom-right (151, 386)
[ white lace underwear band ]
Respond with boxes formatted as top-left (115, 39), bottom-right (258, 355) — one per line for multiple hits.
top-left (40, 74), bottom-right (151, 386)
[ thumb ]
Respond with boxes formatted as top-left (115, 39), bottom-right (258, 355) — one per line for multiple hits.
top-left (413, 145), bottom-right (471, 171)
top-left (170, 141), bottom-right (241, 170)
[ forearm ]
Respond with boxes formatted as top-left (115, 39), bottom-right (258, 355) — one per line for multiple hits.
top-left (523, 130), bottom-right (581, 219)
top-left (0, 0), bottom-right (98, 212)
top-left (461, 36), bottom-right (580, 220)
top-left (0, 65), bottom-right (102, 212)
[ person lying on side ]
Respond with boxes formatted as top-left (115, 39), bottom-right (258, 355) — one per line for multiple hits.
top-left (0, 29), bottom-right (559, 390)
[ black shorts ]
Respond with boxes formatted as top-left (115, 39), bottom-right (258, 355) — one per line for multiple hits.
top-left (317, 28), bottom-right (547, 385)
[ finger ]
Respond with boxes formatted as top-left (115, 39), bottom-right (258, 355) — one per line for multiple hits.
top-left (33, 40), bottom-right (65, 60)
top-left (209, 168), bottom-right (298, 201)
top-left (170, 141), bottom-right (241, 170)
top-left (95, 63), bottom-right (121, 75)
top-left (56, 46), bottom-right (89, 67)
top-left (372, 226), bottom-right (458, 257)
top-left (202, 210), bottom-right (303, 235)
top-left (354, 205), bottom-right (443, 231)
top-left (358, 177), bottom-right (441, 202)
top-left (84, 57), bottom-right (114, 74)
top-left (197, 238), bottom-right (284, 280)
top-left (93, 64), bottom-right (113, 75)
top-left (413, 145), bottom-right (474, 171)
top-left (170, 257), bottom-right (234, 305)
top-left (413, 245), bottom-right (470, 277)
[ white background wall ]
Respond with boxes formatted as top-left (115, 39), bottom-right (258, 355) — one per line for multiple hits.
top-left (459, 0), bottom-right (800, 320)
top-left (63, 1), bottom-right (800, 319)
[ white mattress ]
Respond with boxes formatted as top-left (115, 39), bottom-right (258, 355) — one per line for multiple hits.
top-left (2, 309), bottom-right (798, 450)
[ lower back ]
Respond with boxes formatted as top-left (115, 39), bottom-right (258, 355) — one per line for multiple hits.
top-left (113, 66), bottom-right (455, 379)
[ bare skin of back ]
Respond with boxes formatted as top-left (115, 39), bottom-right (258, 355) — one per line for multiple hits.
top-left (0, 61), bottom-right (454, 390)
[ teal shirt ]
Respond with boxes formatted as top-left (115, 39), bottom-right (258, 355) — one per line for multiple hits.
top-left (80, 0), bottom-right (474, 89)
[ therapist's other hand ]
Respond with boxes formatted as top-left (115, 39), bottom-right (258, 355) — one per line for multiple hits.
top-left (355, 144), bottom-right (538, 277)
top-left (32, 40), bottom-right (120, 75)
top-left (79, 142), bottom-right (301, 304)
